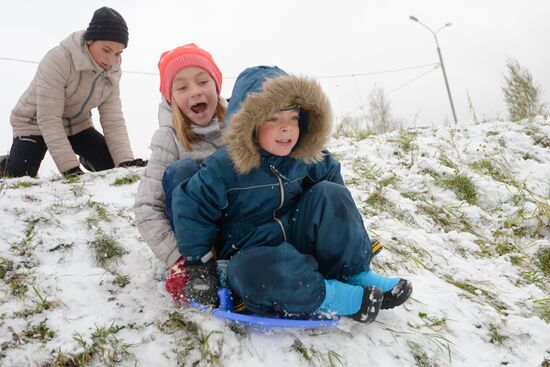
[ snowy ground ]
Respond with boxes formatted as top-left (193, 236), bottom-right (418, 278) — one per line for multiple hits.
top-left (1, 118), bottom-right (549, 367)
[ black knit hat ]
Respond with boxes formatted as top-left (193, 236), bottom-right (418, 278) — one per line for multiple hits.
top-left (84, 7), bottom-right (129, 47)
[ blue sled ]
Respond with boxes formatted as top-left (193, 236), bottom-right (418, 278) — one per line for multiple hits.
top-left (191, 288), bottom-right (338, 329)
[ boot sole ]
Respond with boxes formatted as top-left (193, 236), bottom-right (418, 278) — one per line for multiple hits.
top-left (381, 279), bottom-right (413, 310)
top-left (352, 286), bottom-right (383, 323)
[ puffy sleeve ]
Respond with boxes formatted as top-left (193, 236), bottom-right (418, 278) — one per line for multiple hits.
top-left (35, 48), bottom-right (80, 172)
top-left (134, 128), bottom-right (182, 267)
top-left (172, 153), bottom-right (229, 259)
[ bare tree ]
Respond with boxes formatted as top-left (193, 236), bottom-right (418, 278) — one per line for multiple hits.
top-left (334, 84), bottom-right (401, 137)
top-left (367, 84), bottom-right (399, 133)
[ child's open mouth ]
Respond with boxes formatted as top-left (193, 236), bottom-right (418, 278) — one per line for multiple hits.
top-left (277, 139), bottom-right (292, 144)
top-left (191, 103), bottom-right (207, 113)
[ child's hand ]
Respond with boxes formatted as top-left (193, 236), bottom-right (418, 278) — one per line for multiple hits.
top-left (184, 256), bottom-right (220, 307)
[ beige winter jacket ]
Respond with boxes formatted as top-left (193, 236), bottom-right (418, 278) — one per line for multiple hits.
top-left (134, 99), bottom-right (225, 267)
top-left (10, 30), bottom-right (134, 173)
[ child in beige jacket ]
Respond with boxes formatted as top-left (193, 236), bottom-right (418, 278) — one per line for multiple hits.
top-left (1, 7), bottom-right (145, 178)
top-left (133, 44), bottom-right (226, 305)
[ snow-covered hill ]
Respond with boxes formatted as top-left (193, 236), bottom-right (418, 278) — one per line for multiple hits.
top-left (1, 118), bottom-right (549, 367)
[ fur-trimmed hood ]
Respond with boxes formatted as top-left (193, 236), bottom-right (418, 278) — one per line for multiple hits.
top-left (223, 66), bottom-right (333, 174)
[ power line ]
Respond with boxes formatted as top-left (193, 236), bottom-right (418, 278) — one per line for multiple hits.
top-left (313, 63), bottom-right (438, 79)
top-left (0, 56), bottom-right (438, 79)
top-left (2, 55), bottom-right (444, 117)
top-left (342, 64), bottom-right (440, 118)
top-left (0, 57), bottom-right (158, 76)
top-left (0, 57), bottom-right (38, 65)
top-left (385, 64), bottom-right (440, 95)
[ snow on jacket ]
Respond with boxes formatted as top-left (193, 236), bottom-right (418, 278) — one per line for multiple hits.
top-left (172, 66), bottom-right (343, 260)
top-left (9, 30), bottom-right (134, 173)
top-left (134, 99), bottom-right (224, 267)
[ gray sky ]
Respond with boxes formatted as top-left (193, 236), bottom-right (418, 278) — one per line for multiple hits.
top-left (1, 0), bottom-right (550, 164)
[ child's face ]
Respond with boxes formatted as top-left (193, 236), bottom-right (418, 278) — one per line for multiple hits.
top-left (171, 66), bottom-right (218, 126)
top-left (87, 40), bottom-right (124, 70)
top-left (257, 109), bottom-right (300, 156)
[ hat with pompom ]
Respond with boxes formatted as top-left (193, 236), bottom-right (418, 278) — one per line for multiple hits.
top-left (158, 43), bottom-right (222, 102)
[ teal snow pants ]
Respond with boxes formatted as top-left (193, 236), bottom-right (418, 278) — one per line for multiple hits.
top-left (227, 181), bottom-right (374, 315)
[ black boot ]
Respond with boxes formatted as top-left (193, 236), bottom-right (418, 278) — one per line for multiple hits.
top-left (351, 286), bottom-right (383, 323)
top-left (381, 279), bottom-right (413, 310)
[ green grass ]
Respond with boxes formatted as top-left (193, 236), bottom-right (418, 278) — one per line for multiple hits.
top-left (48, 323), bottom-right (135, 366)
top-left (291, 339), bottom-right (345, 367)
top-left (535, 247), bottom-right (550, 276)
top-left (0, 257), bottom-right (14, 279)
top-left (351, 161), bottom-right (380, 182)
top-left (6, 272), bottom-right (29, 297)
top-left (438, 153), bottom-right (458, 170)
top-left (443, 276), bottom-right (507, 312)
top-left (436, 173), bottom-right (478, 205)
top-left (8, 181), bottom-right (40, 189)
top-left (32, 286), bottom-right (60, 314)
top-left (86, 201), bottom-right (112, 229)
top-left (88, 234), bottom-right (127, 268)
top-left (388, 129), bottom-right (417, 152)
top-left (23, 319), bottom-right (55, 341)
top-left (533, 298), bottom-right (550, 322)
top-left (113, 173), bottom-right (140, 186)
top-left (469, 158), bottom-right (511, 183)
top-left (160, 312), bottom-right (225, 366)
top-left (11, 223), bottom-right (36, 257)
top-left (113, 274), bottom-right (130, 288)
top-left (407, 341), bottom-right (432, 367)
top-left (488, 323), bottom-right (508, 345)
top-left (62, 174), bottom-right (82, 184)
top-left (378, 174), bottom-right (399, 188)
top-left (343, 130), bottom-right (377, 141)
top-left (417, 312), bottom-right (449, 331)
top-left (366, 190), bottom-right (390, 208)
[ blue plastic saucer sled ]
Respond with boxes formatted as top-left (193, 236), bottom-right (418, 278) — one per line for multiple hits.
top-left (191, 288), bottom-right (338, 329)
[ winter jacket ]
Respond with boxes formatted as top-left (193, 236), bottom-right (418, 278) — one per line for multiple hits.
top-left (134, 99), bottom-right (224, 267)
top-left (172, 66), bottom-right (343, 260)
top-left (9, 30), bottom-right (134, 173)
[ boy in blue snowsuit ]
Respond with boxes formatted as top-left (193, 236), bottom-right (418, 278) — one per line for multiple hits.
top-left (172, 66), bottom-right (412, 323)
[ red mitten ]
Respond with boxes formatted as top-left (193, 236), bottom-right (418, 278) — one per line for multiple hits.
top-left (165, 257), bottom-right (189, 306)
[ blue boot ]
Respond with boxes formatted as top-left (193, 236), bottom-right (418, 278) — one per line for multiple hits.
top-left (317, 279), bottom-right (383, 323)
top-left (348, 271), bottom-right (412, 310)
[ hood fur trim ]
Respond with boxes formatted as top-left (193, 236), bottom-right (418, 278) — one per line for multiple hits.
top-left (223, 75), bottom-right (332, 174)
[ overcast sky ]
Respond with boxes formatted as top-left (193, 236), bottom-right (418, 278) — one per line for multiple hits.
top-left (1, 0), bottom-right (550, 170)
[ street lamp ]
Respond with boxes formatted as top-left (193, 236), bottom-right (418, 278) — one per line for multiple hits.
top-left (409, 15), bottom-right (458, 124)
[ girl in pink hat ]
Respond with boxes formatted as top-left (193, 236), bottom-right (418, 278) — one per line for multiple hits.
top-left (134, 44), bottom-right (226, 305)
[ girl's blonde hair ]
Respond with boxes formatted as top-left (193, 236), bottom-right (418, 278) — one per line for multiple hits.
top-left (172, 98), bottom-right (226, 152)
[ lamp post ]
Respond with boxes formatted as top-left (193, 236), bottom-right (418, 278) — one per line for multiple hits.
top-left (409, 15), bottom-right (458, 124)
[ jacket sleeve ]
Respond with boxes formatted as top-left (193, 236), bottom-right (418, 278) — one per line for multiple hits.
top-left (98, 74), bottom-right (135, 166)
top-left (306, 149), bottom-right (345, 186)
top-left (35, 49), bottom-right (80, 173)
top-left (172, 157), bottom-right (227, 258)
top-left (133, 128), bottom-right (181, 267)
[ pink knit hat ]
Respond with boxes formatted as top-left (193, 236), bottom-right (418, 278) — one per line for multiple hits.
top-left (158, 43), bottom-right (222, 102)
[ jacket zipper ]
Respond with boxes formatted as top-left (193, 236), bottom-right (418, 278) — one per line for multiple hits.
top-left (26, 71), bottom-right (104, 129)
top-left (269, 164), bottom-right (287, 242)
top-left (68, 70), bottom-right (104, 122)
